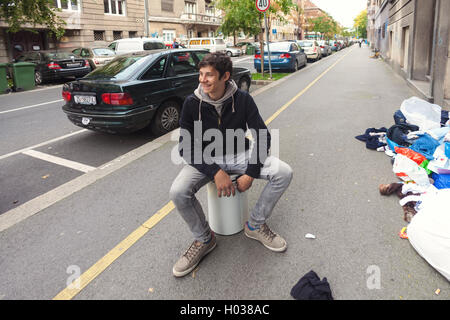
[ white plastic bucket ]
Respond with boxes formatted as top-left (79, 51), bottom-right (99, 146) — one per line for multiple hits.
top-left (206, 175), bottom-right (249, 235)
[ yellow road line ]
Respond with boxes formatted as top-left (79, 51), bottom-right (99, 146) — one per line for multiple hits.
top-left (53, 201), bottom-right (175, 300)
top-left (52, 48), bottom-right (353, 300)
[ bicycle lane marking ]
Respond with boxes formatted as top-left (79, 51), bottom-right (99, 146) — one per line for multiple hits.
top-left (53, 47), bottom-right (356, 300)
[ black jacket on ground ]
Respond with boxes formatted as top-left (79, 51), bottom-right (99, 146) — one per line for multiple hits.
top-left (178, 89), bottom-right (271, 180)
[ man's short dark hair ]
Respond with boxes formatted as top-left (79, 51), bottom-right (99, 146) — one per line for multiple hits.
top-left (198, 52), bottom-right (233, 79)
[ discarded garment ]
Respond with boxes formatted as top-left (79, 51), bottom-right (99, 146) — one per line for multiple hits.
top-left (409, 133), bottom-right (441, 160)
top-left (290, 270), bottom-right (333, 300)
top-left (387, 124), bottom-right (420, 147)
top-left (355, 127), bottom-right (387, 150)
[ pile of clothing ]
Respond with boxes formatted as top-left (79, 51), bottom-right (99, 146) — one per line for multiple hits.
top-left (356, 96), bottom-right (450, 281)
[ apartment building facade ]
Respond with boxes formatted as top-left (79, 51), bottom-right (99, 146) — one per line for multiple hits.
top-left (370, 0), bottom-right (449, 109)
top-left (147, 0), bottom-right (222, 44)
top-left (0, 0), bottom-right (147, 63)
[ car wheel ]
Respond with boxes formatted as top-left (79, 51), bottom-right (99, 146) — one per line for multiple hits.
top-left (226, 51), bottom-right (232, 57)
top-left (292, 60), bottom-right (298, 72)
top-left (151, 100), bottom-right (181, 136)
top-left (35, 71), bottom-right (43, 85)
top-left (238, 77), bottom-right (250, 92)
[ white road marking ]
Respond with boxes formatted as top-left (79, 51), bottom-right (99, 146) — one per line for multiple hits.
top-left (0, 132), bottom-right (170, 232)
top-left (22, 149), bottom-right (96, 173)
top-left (0, 99), bottom-right (64, 115)
top-left (234, 56), bottom-right (253, 63)
top-left (0, 129), bottom-right (88, 161)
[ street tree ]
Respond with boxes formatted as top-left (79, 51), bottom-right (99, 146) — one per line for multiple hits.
top-left (215, 0), bottom-right (295, 77)
top-left (354, 9), bottom-right (368, 39)
top-left (307, 15), bottom-right (338, 40)
top-left (0, 0), bottom-right (66, 38)
top-left (289, 1), bottom-right (304, 40)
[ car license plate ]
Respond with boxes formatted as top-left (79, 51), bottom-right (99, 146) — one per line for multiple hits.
top-left (67, 63), bottom-right (81, 67)
top-left (74, 95), bottom-right (96, 105)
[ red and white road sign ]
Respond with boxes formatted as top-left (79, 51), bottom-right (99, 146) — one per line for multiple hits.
top-left (255, 0), bottom-right (270, 12)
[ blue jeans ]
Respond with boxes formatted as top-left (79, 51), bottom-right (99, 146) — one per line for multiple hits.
top-left (169, 152), bottom-right (293, 242)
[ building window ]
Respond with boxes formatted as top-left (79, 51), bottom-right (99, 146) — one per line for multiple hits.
top-left (94, 30), bottom-right (105, 41)
top-left (163, 30), bottom-right (175, 42)
top-left (129, 31), bottom-right (137, 38)
top-left (184, 1), bottom-right (196, 14)
top-left (113, 31), bottom-right (123, 40)
top-left (104, 0), bottom-right (126, 15)
top-left (53, 0), bottom-right (80, 11)
top-left (162, 0), bottom-right (174, 12)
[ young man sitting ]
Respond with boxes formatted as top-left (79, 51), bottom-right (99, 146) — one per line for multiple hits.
top-left (170, 52), bottom-right (293, 277)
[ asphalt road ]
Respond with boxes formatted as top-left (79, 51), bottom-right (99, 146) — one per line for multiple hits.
top-left (1, 43), bottom-right (448, 301)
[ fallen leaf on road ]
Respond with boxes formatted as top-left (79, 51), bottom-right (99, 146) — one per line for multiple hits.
top-left (435, 288), bottom-right (440, 295)
top-left (42, 174), bottom-right (50, 179)
top-left (148, 288), bottom-right (154, 293)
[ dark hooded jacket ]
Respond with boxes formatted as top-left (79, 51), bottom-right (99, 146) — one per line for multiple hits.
top-left (178, 80), bottom-right (271, 180)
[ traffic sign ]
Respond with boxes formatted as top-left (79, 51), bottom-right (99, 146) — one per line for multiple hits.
top-left (256, 0), bottom-right (270, 12)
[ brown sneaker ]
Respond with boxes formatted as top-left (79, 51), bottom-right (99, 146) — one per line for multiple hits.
top-left (172, 234), bottom-right (217, 277)
top-left (244, 222), bottom-right (287, 252)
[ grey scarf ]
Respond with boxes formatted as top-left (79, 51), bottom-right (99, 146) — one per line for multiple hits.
top-left (194, 80), bottom-right (238, 121)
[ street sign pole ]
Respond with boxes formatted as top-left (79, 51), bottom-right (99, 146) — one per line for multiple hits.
top-left (264, 11), bottom-right (272, 79)
top-left (256, 0), bottom-right (272, 79)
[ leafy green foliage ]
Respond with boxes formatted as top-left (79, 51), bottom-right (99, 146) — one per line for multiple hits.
top-left (0, 0), bottom-right (66, 38)
top-left (353, 9), bottom-right (368, 38)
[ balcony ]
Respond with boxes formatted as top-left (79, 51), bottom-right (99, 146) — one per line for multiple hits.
top-left (180, 13), bottom-right (222, 26)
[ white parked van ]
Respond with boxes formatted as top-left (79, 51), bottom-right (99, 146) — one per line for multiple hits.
top-left (108, 38), bottom-right (166, 55)
top-left (187, 38), bottom-right (227, 53)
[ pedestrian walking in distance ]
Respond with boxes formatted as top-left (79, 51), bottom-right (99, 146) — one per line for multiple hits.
top-left (170, 52), bottom-right (293, 277)
top-left (172, 38), bottom-right (180, 49)
top-left (359, 40), bottom-right (362, 48)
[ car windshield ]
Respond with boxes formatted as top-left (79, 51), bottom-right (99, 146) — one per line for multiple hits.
top-left (93, 48), bottom-right (115, 56)
top-left (264, 43), bottom-right (290, 51)
top-left (44, 52), bottom-right (78, 59)
top-left (85, 55), bottom-right (148, 80)
top-left (298, 41), bottom-right (313, 47)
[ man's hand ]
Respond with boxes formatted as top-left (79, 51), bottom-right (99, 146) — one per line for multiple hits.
top-left (236, 175), bottom-right (254, 193)
top-left (214, 169), bottom-right (235, 197)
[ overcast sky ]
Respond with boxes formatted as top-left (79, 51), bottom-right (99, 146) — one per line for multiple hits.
top-left (311, 0), bottom-right (368, 29)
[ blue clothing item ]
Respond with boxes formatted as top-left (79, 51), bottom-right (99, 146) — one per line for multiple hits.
top-left (441, 110), bottom-right (449, 126)
top-left (410, 133), bottom-right (441, 160)
top-left (432, 173), bottom-right (450, 189)
top-left (394, 109), bottom-right (407, 125)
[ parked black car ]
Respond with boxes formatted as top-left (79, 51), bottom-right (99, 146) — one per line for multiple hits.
top-left (14, 50), bottom-right (91, 85)
top-left (62, 49), bottom-right (252, 135)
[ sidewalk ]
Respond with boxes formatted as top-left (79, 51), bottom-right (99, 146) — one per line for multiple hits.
top-left (1, 45), bottom-right (448, 300)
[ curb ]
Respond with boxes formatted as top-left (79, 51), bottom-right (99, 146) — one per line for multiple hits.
top-left (251, 80), bottom-right (275, 85)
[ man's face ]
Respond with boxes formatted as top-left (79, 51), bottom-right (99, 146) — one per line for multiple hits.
top-left (199, 65), bottom-right (230, 97)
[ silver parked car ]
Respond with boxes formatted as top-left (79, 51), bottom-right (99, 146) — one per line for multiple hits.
top-left (72, 47), bottom-right (116, 69)
top-left (317, 40), bottom-right (332, 56)
top-left (225, 44), bottom-right (242, 57)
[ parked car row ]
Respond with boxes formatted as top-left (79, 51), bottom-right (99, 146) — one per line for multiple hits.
top-left (61, 49), bottom-right (252, 136)
top-left (253, 38), bottom-right (351, 72)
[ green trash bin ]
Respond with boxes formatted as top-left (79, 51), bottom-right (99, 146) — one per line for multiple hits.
top-left (10, 62), bottom-right (35, 91)
top-left (246, 45), bottom-right (256, 55)
top-left (0, 63), bottom-right (9, 94)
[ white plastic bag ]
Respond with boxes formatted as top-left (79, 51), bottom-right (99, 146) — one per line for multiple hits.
top-left (400, 96), bottom-right (442, 131)
top-left (408, 188), bottom-right (450, 281)
top-left (392, 154), bottom-right (431, 186)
